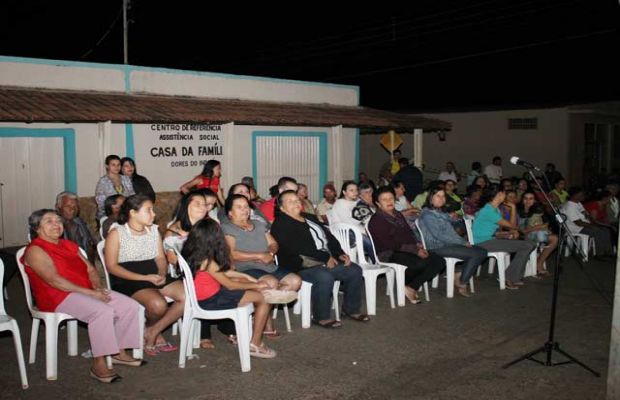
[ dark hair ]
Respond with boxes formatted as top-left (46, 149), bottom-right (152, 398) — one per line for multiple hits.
top-left (276, 190), bottom-right (298, 209)
top-left (359, 182), bottom-right (373, 192)
top-left (118, 194), bottom-right (152, 225)
top-left (594, 190), bottom-right (611, 201)
top-left (493, 156), bottom-right (502, 163)
top-left (391, 180), bottom-right (405, 190)
top-left (426, 180), bottom-right (444, 192)
top-left (181, 219), bottom-right (232, 276)
top-left (373, 186), bottom-right (396, 206)
top-left (227, 183), bottom-right (250, 200)
top-left (120, 157), bottom-right (137, 177)
top-left (479, 185), bottom-right (503, 207)
top-left (193, 187), bottom-right (217, 200)
top-left (105, 155), bottom-right (121, 165)
top-left (269, 185), bottom-right (279, 198)
top-left (554, 178), bottom-right (566, 187)
top-left (241, 176), bottom-right (254, 188)
top-left (175, 191), bottom-right (208, 232)
top-left (472, 161), bottom-right (481, 170)
top-left (104, 195), bottom-right (125, 217)
top-left (500, 178), bottom-right (513, 187)
top-left (398, 157), bottom-right (409, 166)
top-left (424, 187), bottom-right (446, 210)
top-left (277, 176), bottom-right (297, 190)
top-left (224, 194), bottom-right (250, 216)
top-left (567, 186), bottom-right (584, 199)
top-left (444, 179), bottom-right (457, 186)
top-left (517, 191), bottom-right (542, 218)
top-left (339, 180), bottom-right (357, 199)
top-left (322, 183), bottom-right (336, 193)
top-left (28, 209), bottom-right (59, 239)
top-left (466, 184), bottom-right (482, 197)
top-left (200, 160), bottom-right (221, 178)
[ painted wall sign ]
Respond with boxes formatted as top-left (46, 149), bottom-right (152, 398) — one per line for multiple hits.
top-left (132, 123), bottom-right (228, 191)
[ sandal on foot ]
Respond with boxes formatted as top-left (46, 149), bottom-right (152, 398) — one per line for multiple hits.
top-left (227, 335), bottom-right (238, 345)
top-left (537, 270), bottom-right (550, 277)
top-left (249, 343), bottom-right (277, 359)
top-left (144, 345), bottom-right (159, 356)
top-left (111, 356), bottom-right (147, 367)
top-left (90, 368), bottom-right (122, 383)
top-left (312, 319), bottom-right (342, 329)
top-left (456, 286), bottom-right (471, 297)
top-left (342, 312), bottom-right (370, 322)
top-left (200, 339), bottom-right (215, 349)
top-left (155, 342), bottom-right (178, 352)
top-left (263, 330), bottom-right (281, 339)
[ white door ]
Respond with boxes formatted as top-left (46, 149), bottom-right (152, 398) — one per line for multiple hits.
top-left (255, 135), bottom-right (323, 203)
top-left (0, 137), bottom-right (64, 247)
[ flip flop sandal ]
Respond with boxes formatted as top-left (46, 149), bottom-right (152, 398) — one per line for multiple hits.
top-left (200, 339), bottom-right (216, 349)
top-left (249, 343), bottom-right (277, 359)
top-left (90, 368), bottom-right (122, 383)
top-left (263, 330), bottom-right (282, 339)
top-left (144, 345), bottom-right (160, 356)
top-left (111, 357), bottom-right (147, 367)
top-left (227, 335), bottom-right (238, 345)
top-left (342, 312), bottom-right (370, 322)
top-left (312, 319), bottom-right (342, 329)
top-left (155, 342), bottom-right (178, 352)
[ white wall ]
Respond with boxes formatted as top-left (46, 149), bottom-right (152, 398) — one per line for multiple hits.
top-left (360, 108), bottom-right (572, 188)
top-left (0, 57), bottom-right (359, 106)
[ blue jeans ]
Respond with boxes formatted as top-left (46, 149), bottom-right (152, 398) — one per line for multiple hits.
top-left (429, 245), bottom-right (488, 283)
top-left (298, 263), bottom-right (364, 321)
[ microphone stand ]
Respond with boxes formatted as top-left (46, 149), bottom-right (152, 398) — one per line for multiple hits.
top-left (502, 166), bottom-right (600, 377)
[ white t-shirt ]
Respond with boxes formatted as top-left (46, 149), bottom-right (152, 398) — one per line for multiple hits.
top-left (395, 196), bottom-right (410, 212)
top-left (483, 164), bottom-right (502, 183)
top-left (331, 199), bottom-right (360, 227)
top-left (438, 171), bottom-right (458, 182)
top-left (560, 200), bottom-right (588, 233)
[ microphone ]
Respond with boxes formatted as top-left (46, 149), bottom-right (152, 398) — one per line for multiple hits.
top-left (510, 156), bottom-right (540, 171)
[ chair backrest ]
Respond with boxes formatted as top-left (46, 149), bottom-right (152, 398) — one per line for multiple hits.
top-left (0, 258), bottom-right (6, 315)
top-left (325, 209), bottom-right (335, 226)
top-left (364, 227), bottom-right (382, 264)
top-left (174, 250), bottom-right (200, 311)
top-left (15, 247), bottom-right (36, 314)
top-left (329, 223), bottom-right (362, 264)
top-left (463, 217), bottom-right (475, 245)
top-left (413, 219), bottom-right (428, 250)
top-left (99, 217), bottom-right (108, 240)
top-left (96, 240), bottom-right (112, 289)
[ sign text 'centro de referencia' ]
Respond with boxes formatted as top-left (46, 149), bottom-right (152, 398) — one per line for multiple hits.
top-left (147, 123), bottom-right (223, 168)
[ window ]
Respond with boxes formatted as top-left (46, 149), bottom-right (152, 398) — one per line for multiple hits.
top-left (507, 118), bottom-right (538, 130)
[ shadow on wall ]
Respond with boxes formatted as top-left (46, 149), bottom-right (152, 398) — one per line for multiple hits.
top-left (78, 192), bottom-right (182, 238)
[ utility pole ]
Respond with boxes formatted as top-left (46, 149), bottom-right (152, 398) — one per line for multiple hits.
top-left (123, 0), bottom-right (129, 64)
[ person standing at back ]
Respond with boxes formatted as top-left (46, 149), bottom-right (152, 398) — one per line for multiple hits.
top-left (483, 156), bottom-right (503, 185)
top-left (393, 157), bottom-right (424, 201)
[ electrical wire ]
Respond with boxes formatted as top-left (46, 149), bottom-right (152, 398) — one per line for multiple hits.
top-left (79, 7), bottom-right (123, 60)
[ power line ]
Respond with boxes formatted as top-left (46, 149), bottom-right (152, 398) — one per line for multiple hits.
top-left (79, 7), bottom-right (123, 60)
top-left (321, 28), bottom-right (616, 81)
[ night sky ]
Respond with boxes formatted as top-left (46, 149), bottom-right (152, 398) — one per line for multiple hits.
top-left (2, 0), bottom-right (619, 110)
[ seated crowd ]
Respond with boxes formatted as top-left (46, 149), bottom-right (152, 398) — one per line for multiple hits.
top-left (17, 155), bottom-right (618, 385)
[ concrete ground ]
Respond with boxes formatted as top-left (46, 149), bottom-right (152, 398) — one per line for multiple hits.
top-left (0, 255), bottom-right (614, 400)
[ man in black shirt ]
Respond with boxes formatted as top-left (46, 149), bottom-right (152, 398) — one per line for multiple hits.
top-left (393, 158), bottom-right (423, 201)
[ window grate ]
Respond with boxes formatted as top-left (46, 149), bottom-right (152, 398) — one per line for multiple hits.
top-left (508, 118), bottom-right (538, 130)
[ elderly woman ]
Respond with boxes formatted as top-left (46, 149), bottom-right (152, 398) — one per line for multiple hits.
top-left (120, 157), bottom-right (156, 202)
top-left (95, 155), bottom-right (135, 219)
top-left (223, 194), bottom-right (301, 337)
top-left (218, 183), bottom-right (270, 226)
top-left (105, 194), bottom-right (185, 356)
top-left (368, 186), bottom-right (446, 304)
top-left (22, 209), bottom-right (143, 383)
top-left (418, 188), bottom-right (487, 297)
top-left (271, 190), bottom-right (369, 328)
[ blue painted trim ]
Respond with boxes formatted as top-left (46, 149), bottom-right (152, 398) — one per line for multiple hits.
top-left (0, 55), bottom-right (359, 94)
top-left (252, 131), bottom-right (328, 195)
top-left (125, 123), bottom-right (135, 159)
top-left (354, 128), bottom-right (360, 178)
top-left (0, 127), bottom-right (77, 192)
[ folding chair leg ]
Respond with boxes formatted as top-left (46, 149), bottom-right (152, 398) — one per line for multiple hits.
top-left (45, 321), bottom-right (59, 380)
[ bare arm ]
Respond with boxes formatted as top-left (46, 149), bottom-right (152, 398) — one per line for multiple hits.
top-left (179, 176), bottom-right (202, 194)
top-left (225, 235), bottom-right (273, 264)
top-left (24, 246), bottom-right (107, 300)
top-left (78, 251), bottom-right (104, 290)
top-left (205, 261), bottom-right (267, 291)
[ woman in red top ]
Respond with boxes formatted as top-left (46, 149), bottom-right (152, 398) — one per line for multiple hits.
top-left (584, 190), bottom-right (612, 224)
top-left (22, 209), bottom-right (143, 383)
top-left (179, 160), bottom-right (225, 205)
top-left (181, 218), bottom-right (277, 358)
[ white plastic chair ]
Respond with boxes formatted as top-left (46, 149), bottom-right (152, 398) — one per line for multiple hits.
top-left (330, 223), bottom-right (395, 314)
top-left (175, 250), bottom-right (254, 372)
top-left (1, 258), bottom-right (29, 389)
top-left (414, 219), bottom-right (475, 298)
top-left (16, 247), bottom-right (79, 381)
top-left (98, 216), bottom-right (108, 240)
top-left (365, 229), bottom-right (429, 305)
top-left (563, 232), bottom-right (595, 262)
top-left (463, 218), bottom-right (510, 290)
